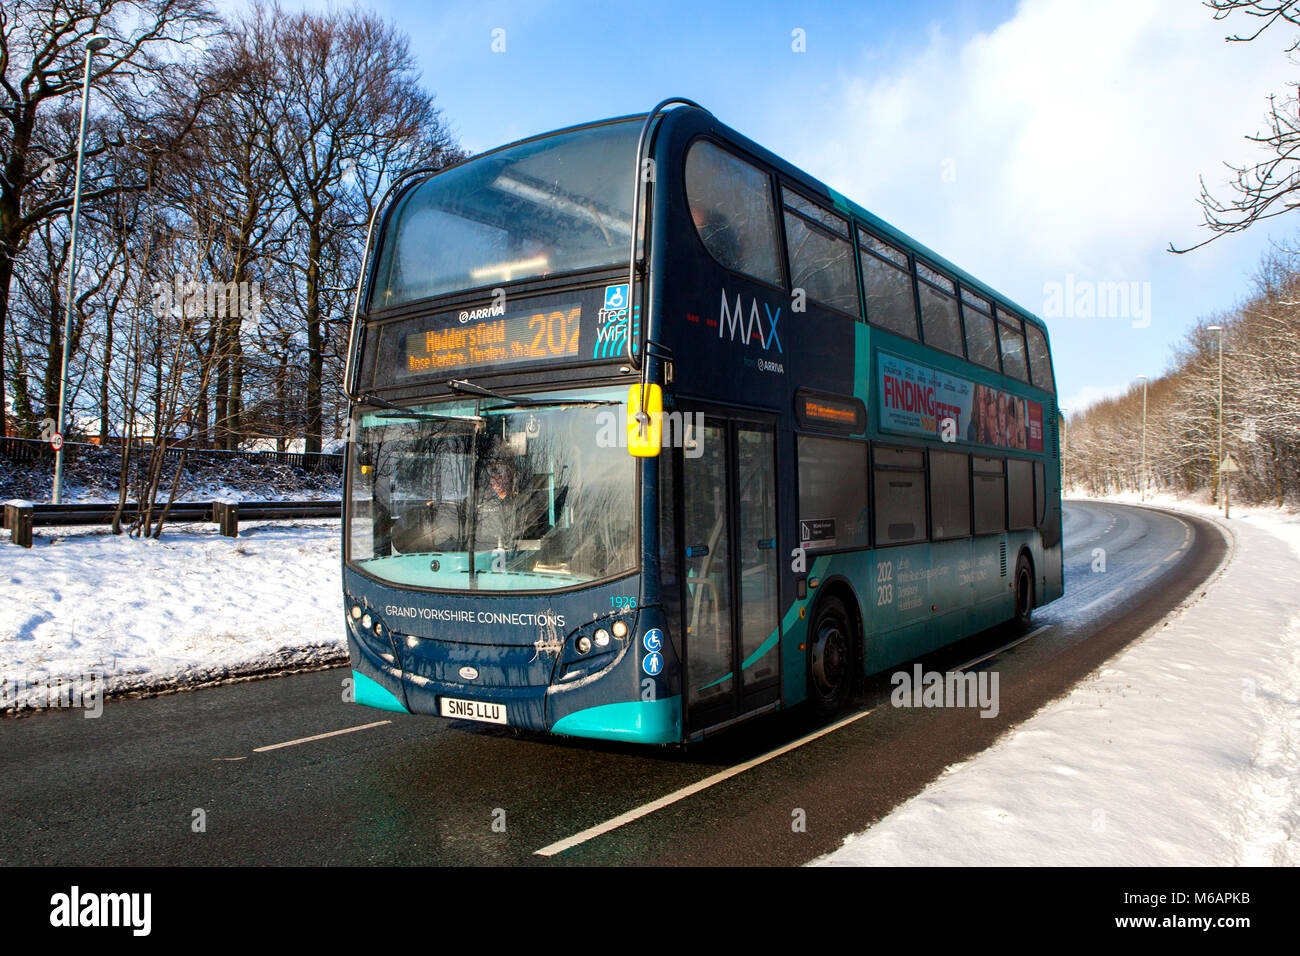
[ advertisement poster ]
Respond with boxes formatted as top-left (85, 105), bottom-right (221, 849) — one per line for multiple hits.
top-left (878, 352), bottom-right (1044, 452)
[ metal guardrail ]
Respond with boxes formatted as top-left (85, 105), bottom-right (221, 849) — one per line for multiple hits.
top-left (0, 436), bottom-right (343, 471)
top-left (3, 499), bottom-right (341, 548)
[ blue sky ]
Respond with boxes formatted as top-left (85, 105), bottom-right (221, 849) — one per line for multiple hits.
top-left (275, 0), bottom-right (1295, 412)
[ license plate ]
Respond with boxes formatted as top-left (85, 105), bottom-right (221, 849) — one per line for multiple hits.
top-left (439, 696), bottom-right (507, 725)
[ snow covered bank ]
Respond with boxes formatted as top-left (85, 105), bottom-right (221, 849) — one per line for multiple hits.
top-left (0, 521), bottom-right (345, 711)
top-left (813, 499), bottom-right (1300, 866)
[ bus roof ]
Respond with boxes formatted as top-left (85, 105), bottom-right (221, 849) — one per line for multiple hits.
top-left (658, 106), bottom-right (1051, 337)
top-left (411, 105), bottom-right (1050, 338)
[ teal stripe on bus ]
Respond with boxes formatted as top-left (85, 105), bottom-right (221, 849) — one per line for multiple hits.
top-left (352, 669), bottom-right (409, 713)
top-left (695, 555), bottom-right (831, 692)
top-left (551, 696), bottom-right (681, 744)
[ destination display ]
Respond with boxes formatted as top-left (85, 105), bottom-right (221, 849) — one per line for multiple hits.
top-left (403, 305), bottom-right (582, 374)
top-left (795, 388), bottom-right (867, 434)
top-left (878, 352), bottom-right (1044, 451)
top-left (364, 283), bottom-right (639, 389)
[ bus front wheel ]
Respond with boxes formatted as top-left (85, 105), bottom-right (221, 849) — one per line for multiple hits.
top-left (808, 596), bottom-right (855, 716)
top-left (1014, 554), bottom-right (1035, 629)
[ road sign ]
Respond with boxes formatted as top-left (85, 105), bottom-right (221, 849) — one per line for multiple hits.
top-left (1219, 455), bottom-right (1240, 474)
top-left (50, 432), bottom-right (63, 452)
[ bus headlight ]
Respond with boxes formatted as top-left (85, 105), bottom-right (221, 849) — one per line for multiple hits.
top-left (594, 628), bottom-right (611, 648)
top-left (611, 621), bottom-right (628, 639)
top-left (575, 635), bottom-right (592, 655)
top-left (361, 613), bottom-right (373, 631)
top-left (350, 605), bottom-right (363, 620)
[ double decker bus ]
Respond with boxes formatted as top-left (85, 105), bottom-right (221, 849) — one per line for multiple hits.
top-left (341, 99), bottom-right (1063, 744)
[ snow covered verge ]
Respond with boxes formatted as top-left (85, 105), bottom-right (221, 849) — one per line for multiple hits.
top-left (0, 521), bottom-right (345, 713)
top-left (813, 495), bottom-right (1300, 866)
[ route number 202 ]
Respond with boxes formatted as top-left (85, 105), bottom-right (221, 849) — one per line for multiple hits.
top-left (875, 561), bottom-right (894, 607)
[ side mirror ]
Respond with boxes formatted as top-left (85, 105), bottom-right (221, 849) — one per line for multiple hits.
top-left (626, 383), bottom-right (662, 458)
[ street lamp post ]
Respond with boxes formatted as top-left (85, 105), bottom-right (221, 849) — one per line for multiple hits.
top-left (1206, 325), bottom-right (1225, 516)
top-left (51, 34), bottom-right (111, 505)
top-left (1137, 375), bottom-right (1148, 501)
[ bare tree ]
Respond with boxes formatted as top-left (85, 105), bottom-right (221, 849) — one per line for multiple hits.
top-left (1172, 1), bottom-right (1300, 251)
top-left (1071, 239), bottom-right (1300, 505)
top-left (0, 0), bottom-right (222, 431)
top-left (248, 2), bottom-right (458, 455)
top-left (2, 2), bottom-right (463, 508)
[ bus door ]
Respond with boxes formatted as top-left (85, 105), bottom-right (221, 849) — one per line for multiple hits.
top-left (678, 410), bottom-right (782, 733)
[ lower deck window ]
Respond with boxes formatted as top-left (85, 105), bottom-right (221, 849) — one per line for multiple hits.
top-left (972, 456), bottom-right (1006, 534)
top-left (1007, 458), bottom-right (1035, 530)
top-left (1034, 461), bottom-right (1046, 527)
top-left (929, 449), bottom-right (971, 539)
top-left (873, 445), bottom-right (926, 545)
top-left (797, 436), bottom-right (868, 550)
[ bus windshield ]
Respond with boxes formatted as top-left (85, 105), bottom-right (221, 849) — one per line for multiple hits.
top-left (369, 120), bottom-right (640, 309)
top-left (347, 385), bottom-right (636, 591)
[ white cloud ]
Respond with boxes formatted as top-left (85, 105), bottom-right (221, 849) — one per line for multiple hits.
top-left (789, 0), bottom-right (1295, 289)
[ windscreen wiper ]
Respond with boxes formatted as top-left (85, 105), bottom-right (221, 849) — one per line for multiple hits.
top-left (486, 398), bottom-right (620, 410)
top-left (361, 393), bottom-right (484, 425)
top-left (448, 379), bottom-right (516, 402)
top-left (447, 378), bottom-right (618, 409)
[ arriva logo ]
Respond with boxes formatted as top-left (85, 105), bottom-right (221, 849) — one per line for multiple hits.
top-left (459, 303), bottom-right (506, 324)
top-left (719, 290), bottom-right (782, 353)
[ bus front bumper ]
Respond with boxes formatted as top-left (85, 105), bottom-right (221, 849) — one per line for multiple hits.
top-left (346, 611), bottom-right (682, 745)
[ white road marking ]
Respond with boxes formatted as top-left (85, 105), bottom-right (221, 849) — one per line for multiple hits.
top-left (254, 720), bottom-right (391, 753)
top-left (949, 624), bottom-right (1051, 673)
top-left (534, 708), bottom-right (873, 857)
top-left (1071, 515), bottom-right (1190, 621)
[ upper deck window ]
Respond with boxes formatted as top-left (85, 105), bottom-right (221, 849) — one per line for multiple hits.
top-left (960, 290), bottom-right (999, 372)
top-left (781, 187), bottom-right (858, 316)
top-left (685, 140), bottom-right (783, 287)
top-left (997, 309), bottom-right (1030, 382)
top-left (369, 120), bottom-right (640, 309)
top-left (916, 262), bottom-right (964, 358)
top-left (1025, 322), bottom-right (1055, 392)
top-left (858, 229), bottom-right (918, 340)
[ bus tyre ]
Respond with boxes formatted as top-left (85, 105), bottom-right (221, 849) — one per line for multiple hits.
top-left (1014, 554), bottom-right (1035, 629)
top-left (808, 596), bottom-right (855, 716)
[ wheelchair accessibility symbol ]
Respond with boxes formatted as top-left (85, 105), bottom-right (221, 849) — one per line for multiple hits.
top-left (603, 284), bottom-right (629, 312)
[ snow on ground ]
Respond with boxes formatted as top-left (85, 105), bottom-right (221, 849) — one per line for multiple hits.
top-left (0, 521), bottom-right (344, 711)
top-left (814, 495), bottom-right (1300, 866)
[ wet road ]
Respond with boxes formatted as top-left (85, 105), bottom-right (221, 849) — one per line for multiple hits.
top-left (0, 500), bottom-right (1227, 866)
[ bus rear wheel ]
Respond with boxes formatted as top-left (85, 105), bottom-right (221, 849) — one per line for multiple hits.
top-left (1014, 554), bottom-right (1035, 629)
top-left (808, 596), bottom-right (855, 716)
